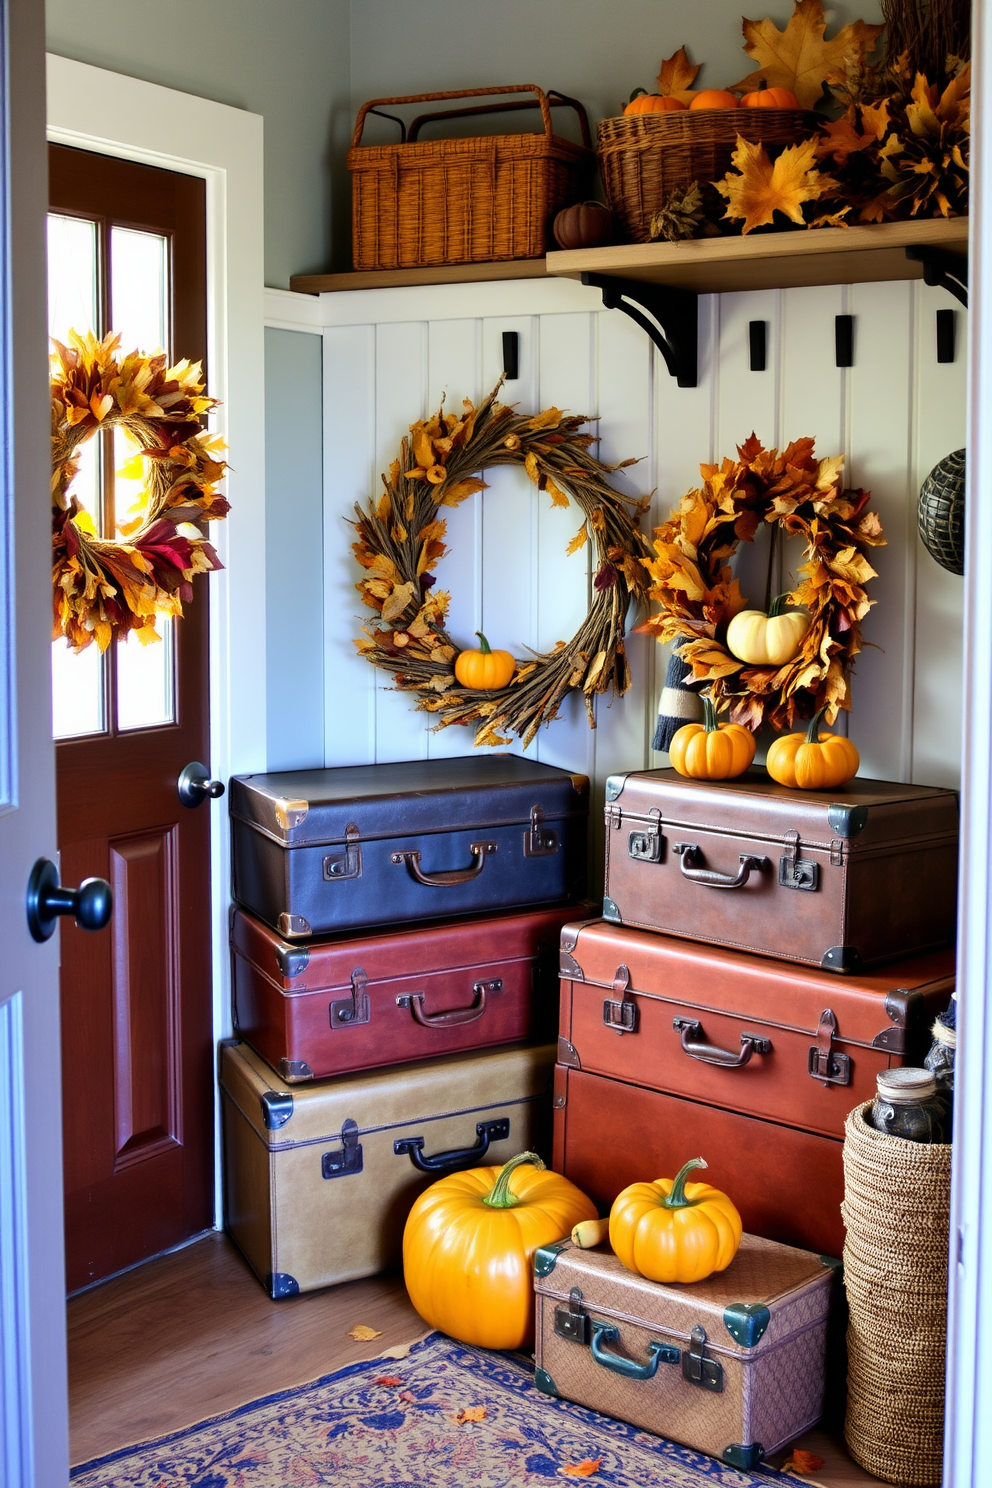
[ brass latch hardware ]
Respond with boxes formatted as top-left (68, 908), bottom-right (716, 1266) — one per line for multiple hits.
top-left (323, 822), bottom-right (362, 881)
top-left (778, 830), bottom-right (819, 891)
top-left (603, 964), bottom-right (638, 1034)
top-left (525, 805), bottom-right (559, 858)
top-left (329, 967), bottom-right (372, 1030)
top-left (628, 808), bottom-right (663, 863)
top-left (808, 1008), bottom-right (851, 1085)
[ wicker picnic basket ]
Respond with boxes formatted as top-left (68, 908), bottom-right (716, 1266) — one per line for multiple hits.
top-left (597, 107), bottom-right (818, 243)
top-left (348, 85), bottom-right (593, 271)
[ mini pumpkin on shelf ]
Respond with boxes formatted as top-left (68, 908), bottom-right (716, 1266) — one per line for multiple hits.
top-left (669, 695), bottom-right (756, 780)
top-left (453, 632), bottom-right (516, 690)
top-left (740, 84), bottom-right (801, 109)
top-left (766, 708), bottom-right (860, 790)
top-left (609, 1157), bottom-right (743, 1285)
top-left (624, 90), bottom-right (687, 115)
top-left (553, 200), bottom-right (614, 249)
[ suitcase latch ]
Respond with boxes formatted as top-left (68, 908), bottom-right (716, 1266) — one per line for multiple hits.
top-left (628, 809), bottom-right (664, 863)
top-left (554, 1287), bottom-right (590, 1345)
top-left (808, 1008), bottom-right (851, 1086)
top-left (603, 964), bottom-right (639, 1035)
top-left (525, 805), bottom-right (559, 858)
top-left (683, 1325), bottom-right (724, 1392)
top-left (329, 967), bottom-right (372, 1030)
top-left (778, 830), bottom-right (819, 891)
top-left (321, 1118), bottom-right (363, 1179)
top-left (605, 803), bottom-right (622, 830)
top-left (323, 822), bottom-right (363, 882)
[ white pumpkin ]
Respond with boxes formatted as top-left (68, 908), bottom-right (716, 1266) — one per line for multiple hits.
top-left (726, 595), bottom-right (809, 667)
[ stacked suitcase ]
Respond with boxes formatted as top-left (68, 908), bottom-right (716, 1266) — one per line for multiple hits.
top-left (220, 754), bottom-right (591, 1297)
top-left (552, 767), bottom-right (959, 1258)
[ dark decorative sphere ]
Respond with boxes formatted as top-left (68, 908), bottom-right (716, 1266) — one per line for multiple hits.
top-left (918, 448), bottom-right (966, 576)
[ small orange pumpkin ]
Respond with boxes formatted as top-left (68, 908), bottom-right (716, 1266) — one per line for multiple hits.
top-left (740, 85), bottom-right (802, 109)
top-left (553, 201), bottom-right (613, 250)
top-left (765, 708), bottom-right (860, 790)
top-left (669, 695), bottom-right (756, 781)
top-left (688, 89), bottom-right (740, 110)
top-left (624, 91), bottom-right (687, 115)
top-left (453, 631), bottom-right (516, 691)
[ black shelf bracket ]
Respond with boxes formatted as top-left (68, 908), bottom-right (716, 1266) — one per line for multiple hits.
top-left (905, 245), bottom-right (968, 308)
top-left (581, 272), bottom-right (698, 387)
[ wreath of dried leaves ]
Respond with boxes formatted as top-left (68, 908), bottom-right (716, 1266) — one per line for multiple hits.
top-left (639, 434), bottom-right (885, 732)
top-left (52, 330), bottom-right (229, 653)
top-left (352, 381), bottom-right (652, 749)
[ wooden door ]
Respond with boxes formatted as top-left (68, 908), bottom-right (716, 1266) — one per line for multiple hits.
top-left (49, 145), bottom-right (215, 1292)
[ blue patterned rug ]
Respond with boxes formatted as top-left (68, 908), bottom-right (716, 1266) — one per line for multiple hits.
top-left (71, 1332), bottom-right (809, 1487)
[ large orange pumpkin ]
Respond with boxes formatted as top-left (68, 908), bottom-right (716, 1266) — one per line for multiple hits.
top-left (740, 86), bottom-right (801, 109)
top-left (688, 89), bottom-right (740, 110)
top-left (402, 1152), bottom-right (596, 1349)
top-left (624, 91), bottom-right (687, 115)
top-left (765, 708), bottom-right (860, 790)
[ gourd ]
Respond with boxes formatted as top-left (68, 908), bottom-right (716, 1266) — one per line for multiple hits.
top-left (609, 1157), bottom-right (742, 1285)
top-left (624, 91), bottom-right (687, 115)
top-left (571, 1217), bottom-right (610, 1249)
top-left (668, 695), bottom-right (756, 781)
top-left (765, 708), bottom-right (860, 790)
top-left (725, 593), bottom-right (810, 667)
top-left (553, 201), bottom-right (614, 250)
top-left (453, 631), bottom-right (516, 690)
top-left (688, 89), bottom-right (741, 110)
top-left (402, 1152), bottom-right (596, 1350)
top-left (740, 85), bottom-right (802, 109)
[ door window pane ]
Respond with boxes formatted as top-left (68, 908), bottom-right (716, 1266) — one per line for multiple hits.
top-left (48, 213), bottom-right (107, 740)
top-left (116, 624), bottom-right (175, 732)
top-left (110, 228), bottom-right (168, 355)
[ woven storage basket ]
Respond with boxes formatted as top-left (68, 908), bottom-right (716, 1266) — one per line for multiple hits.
top-left (597, 107), bottom-right (818, 243)
top-left (842, 1103), bottom-right (952, 1486)
top-left (349, 85), bottom-right (592, 271)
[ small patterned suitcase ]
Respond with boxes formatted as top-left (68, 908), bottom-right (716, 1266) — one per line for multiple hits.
top-left (533, 1233), bottom-right (835, 1470)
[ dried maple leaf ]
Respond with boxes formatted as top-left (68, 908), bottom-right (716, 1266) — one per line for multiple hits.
top-left (780, 1447), bottom-right (826, 1475)
top-left (656, 45), bottom-right (700, 102)
top-left (717, 136), bottom-right (829, 234)
top-left (346, 1324), bottom-right (383, 1341)
top-left (566, 522), bottom-right (589, 556)
top-left (731, 0), bottom-right (884, 111)
top-left (453, 1405), bottom-right (487, 1424)
top-left (373, 1376), bottom-right (403, 1387)
top-left (560, 1460), bottom-right (602, 1478)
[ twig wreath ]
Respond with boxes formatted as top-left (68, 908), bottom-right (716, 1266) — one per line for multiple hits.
top-left (639, 434), bottom-right (885, 732)
top-left (51, 330), bottom-right (230, 653)
top-left (352, 381), bottom-right (653, 748)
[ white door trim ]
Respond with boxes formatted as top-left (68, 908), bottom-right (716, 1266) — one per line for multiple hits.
top-left (45, 55), bottom-right (267, 1226)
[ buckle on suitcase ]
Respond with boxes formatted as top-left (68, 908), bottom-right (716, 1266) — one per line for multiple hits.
top-left (603, 964), bottom-right (639, 1034)
top-left (330, 967), bottom-right (372, 1029)
top-left (779, 830), bottom-right (819, 891)
top-left (321, 1118), bottom-right (364, 1179)
top-left (807, 1008), bottom-right (851, 1085)
top-left (525, 805), bottom-right (559, 857)
top-left (683, 1326), bottom-right (724, 1392)
top-left (554, 1287), bottom-right (590, 1345)
top-left (323, 823), bottom-right (363, 882)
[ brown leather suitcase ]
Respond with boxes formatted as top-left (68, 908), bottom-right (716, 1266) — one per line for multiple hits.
top-left (221, 1038), bottom-right (555, 1297)
top-left (553, 1065), bottom-right (848, 1257)
top-left (231, 902), bottom-right (589, 1081)
top-left (602, 768), bottom-right (958, 972)
top-left (558, 919), bottom-right (954, 1140)
top-left (533, 1233), bottom-right (835, 1470)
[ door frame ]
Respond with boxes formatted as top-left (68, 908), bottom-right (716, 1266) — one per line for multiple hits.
top-left (45, 56), bottom-right (267, 1226)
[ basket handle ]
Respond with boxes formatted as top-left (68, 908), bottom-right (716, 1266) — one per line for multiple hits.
top-left (352, 85), bottom-right (590, 149)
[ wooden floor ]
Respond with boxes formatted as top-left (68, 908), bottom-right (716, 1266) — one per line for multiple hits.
top-left (68, 1231), bottom-right (882, 1486)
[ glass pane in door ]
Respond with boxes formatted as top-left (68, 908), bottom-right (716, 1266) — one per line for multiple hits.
top-left (110, 226), bottom-right (177, 732)
top-left (48, 213), bottom-right (106, 740)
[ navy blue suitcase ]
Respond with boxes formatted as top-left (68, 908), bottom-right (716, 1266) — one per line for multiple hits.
top-left (230, 756), bottom-right (589, 939)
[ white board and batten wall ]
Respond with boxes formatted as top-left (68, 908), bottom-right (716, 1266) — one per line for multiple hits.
top-left (265, 272), bottom-right (966, 841)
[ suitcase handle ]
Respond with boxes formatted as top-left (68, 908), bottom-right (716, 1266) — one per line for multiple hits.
top-left (391, 841), bottom-right (497, 887)
top-left (673, 1016), bottom-right (773, 1068)
top-left (673, 843), bottom-right (769, 889)
top-left (397, 978), bottom-right (501, 1028)
top-left (590, 1320), bottom-right (680, 1380)
top-left (393, 1117), bottom-right (510, 1174)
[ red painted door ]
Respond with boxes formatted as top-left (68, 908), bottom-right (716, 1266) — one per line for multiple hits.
top-left (49, 144), bottom-right (215, 1291)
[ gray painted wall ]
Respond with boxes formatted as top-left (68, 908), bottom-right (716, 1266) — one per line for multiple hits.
top-left (264, 328), bottom-right (324, 770)
top-left (45, 0), bottom-right (351, 287)
top-left (47, 0), bottom-right (885, 283)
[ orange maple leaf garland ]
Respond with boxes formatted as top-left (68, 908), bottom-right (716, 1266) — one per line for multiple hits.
top-left (639, 435), bottom-right (884, 733)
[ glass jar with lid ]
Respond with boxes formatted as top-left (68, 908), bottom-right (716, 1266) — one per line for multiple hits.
top-left (868, 1067), bottom-right (949, 1144)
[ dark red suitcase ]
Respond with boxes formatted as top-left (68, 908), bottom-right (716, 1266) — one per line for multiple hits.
top-left (232, 902), bottom-right (590, 1081)
top-left (553, 918), bottom-right (954, 1256)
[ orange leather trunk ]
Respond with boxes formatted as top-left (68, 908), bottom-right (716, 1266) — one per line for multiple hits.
top-left (553, 919), bottom-right (954, 1257)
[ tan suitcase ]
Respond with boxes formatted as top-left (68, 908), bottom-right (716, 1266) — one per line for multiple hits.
top-left (220, 1038), bottom-right (555, 1298)
top-left (534, 1233), bottom-right (835, 1470)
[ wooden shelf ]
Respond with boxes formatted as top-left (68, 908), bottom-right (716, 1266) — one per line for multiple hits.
top-left (289, 258), bottom-right (548, 294)
top-left (546, 218), bottom-right (968, 295)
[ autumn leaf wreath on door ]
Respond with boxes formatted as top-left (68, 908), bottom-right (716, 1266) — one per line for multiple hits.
top-left (50, 330), bottom-right (230, 653)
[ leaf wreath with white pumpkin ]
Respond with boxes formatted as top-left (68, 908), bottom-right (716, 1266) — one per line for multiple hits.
top-left (351, 380), bottom-right (652, 749)
top-left (638, 434), bottom-right (884, 732)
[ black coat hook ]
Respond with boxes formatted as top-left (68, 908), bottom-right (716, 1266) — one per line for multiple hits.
top-left (748, 320), bottom-right (767, 372)
top-left (502, 331), bottom-right (519, 380)
top-left (936, 309), bottom-right (956, 364)
top-left (835, 315), bottom-right (854, 368)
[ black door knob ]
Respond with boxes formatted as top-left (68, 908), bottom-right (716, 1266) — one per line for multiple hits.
top-left (26, 858), bottom-right (113, 943)
top-left (178, 761), bottom-right (225, 809)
